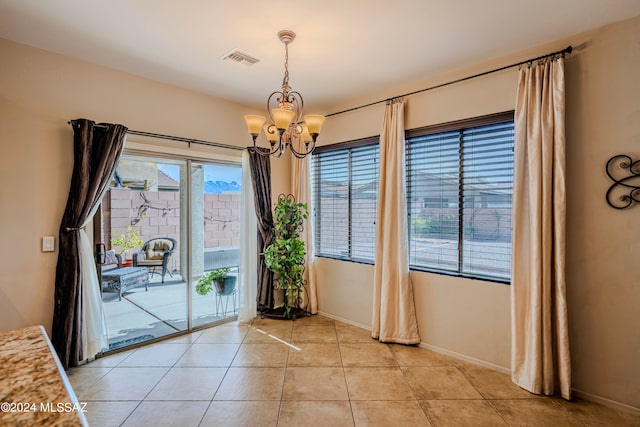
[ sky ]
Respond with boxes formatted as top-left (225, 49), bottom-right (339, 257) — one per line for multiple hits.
top-left (159, 163), bottom-right (242, 185)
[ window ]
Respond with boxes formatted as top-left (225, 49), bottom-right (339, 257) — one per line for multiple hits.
top-left (407, 112), bottom-right (514, 282)
top-left (311, 139), bottom-right (379, 263)
top-left (310, 112), bottom-right (513, 281)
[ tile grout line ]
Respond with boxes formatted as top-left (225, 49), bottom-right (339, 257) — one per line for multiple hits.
top-left (395, 353), bottom-right (437, 425)
top-left (213, 321), bottom-right (248, 394)
top-left (483, 399), bottom-right (511, 426)
top-left (115, 341), bottom-right (162, 427)
top-left (275, 319), bottom-right (295, 427)
top-left (117, 325), bottom-right (242, 426)
top-left (392, 344), bottom-right (432, 423)
top-left (455, 363), bottom-right (516, 424)
top-left (332, 322), bottom-right (356, 427)
top-left (196, 321), bottom-right (249, 427)
top-left (549, 396), bottom-right (589, 426)
top-left (82, 343), bottom-right (151, 427)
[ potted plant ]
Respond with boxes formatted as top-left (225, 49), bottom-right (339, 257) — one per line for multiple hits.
top-left (196, 267), bottom-right (237, 296)
top-left (112, 225), bottom-right (144, 267)
top-left (263, 194), bottom-right (309, 319)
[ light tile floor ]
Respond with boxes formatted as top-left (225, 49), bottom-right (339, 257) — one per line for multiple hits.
top-left (68, 315), bottom-right (640, 427)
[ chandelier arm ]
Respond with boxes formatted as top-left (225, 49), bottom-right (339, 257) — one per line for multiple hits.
top-left (289, 139), bottom-right (316, 158)
top-left (289, 146), bottom-right (307, 159)
top-left (249, 134), bottom-right (281, 157)
top-left (267, 91), bottom-right (283, 121)
top-left (274, 138), bottom-right (284, 158)
top-left (250, 145), bottom-right (280, 157)
top-left (288, 91), bottom-right (304, 123)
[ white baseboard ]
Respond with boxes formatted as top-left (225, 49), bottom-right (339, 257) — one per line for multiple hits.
top-left (318, 311), bottom-right (510, 374)
top-left (571, 388), bottom-right (640, 415)
top-left (316, 311), bottom-right (371, 330)
top-left (317, 312), bottom-right (639, 414)
top-left (417, 342), bottom-right (511, 375)
top-left (415, 344), bottom-right (640, 414)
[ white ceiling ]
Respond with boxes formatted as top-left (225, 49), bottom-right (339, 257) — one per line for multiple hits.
top-left (1, 0), bottom-right (639, 112)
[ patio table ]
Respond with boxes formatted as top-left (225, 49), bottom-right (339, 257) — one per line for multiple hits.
top-left (102, 267), bottom-right (149, 301)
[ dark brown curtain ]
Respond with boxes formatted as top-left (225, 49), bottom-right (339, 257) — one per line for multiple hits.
top-left (248, 147), bottom-right (274, 312)
top-left (52, 119), bottom-right (127, 369)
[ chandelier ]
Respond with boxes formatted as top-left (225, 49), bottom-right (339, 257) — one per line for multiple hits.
top-left (244, 30), bottom-right (325, 158)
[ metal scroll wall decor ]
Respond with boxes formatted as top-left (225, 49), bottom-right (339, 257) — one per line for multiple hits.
top-left (605, 154), bottom-right (640, 209)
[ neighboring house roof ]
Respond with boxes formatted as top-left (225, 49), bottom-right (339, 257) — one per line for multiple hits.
top-left (158, 170), bottom-right (179, 191)
top-left (318, 171), bottom-right (511, 199)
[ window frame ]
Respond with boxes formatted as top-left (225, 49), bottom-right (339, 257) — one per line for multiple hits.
top-left (312, 136), bottom-right (380, 264)
top-left (310, 111), bottom-right (514, 284)
top-left (406, 111), bottom-right (515, 284)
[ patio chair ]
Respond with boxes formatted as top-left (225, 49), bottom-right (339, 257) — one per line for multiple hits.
top-left (102, 250), bottom-right (122, 272)
top-left (133, 237), bottom-right (177, 284)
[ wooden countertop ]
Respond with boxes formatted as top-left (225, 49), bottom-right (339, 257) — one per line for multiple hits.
top-left (0, 325), bottom-right (88, 426)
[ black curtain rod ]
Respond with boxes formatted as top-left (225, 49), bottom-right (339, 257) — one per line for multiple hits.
top-left (67, 121), bottom-right (244, 151)
top-left (68, 45), bottom-right (572, 139)
top-left (326, 45), bottom-right (573, 118)
top-left (126, 129), bottom-right (244, 151)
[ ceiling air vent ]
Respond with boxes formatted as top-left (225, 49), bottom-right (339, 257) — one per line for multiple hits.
top-left (221, 49), bottom-right (260, 66)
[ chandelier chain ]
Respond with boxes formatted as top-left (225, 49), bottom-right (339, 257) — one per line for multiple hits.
top-left (282, 41), bottom-right (290, 91)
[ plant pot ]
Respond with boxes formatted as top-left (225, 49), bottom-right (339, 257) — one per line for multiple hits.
top-left (260, 306), bottom-right (308, 320)
top-left (214, 276), bottom-right (237, 295)
top-left (122, 258), bottom-right (133, 268)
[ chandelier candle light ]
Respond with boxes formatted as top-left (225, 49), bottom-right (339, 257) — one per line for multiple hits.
top-left (244, 30), bottom-right (325, 158)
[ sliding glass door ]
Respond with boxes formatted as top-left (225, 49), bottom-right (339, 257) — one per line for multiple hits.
top-left (191, 162), bottom-right (242, 328)
top-left (97, 154), bottom-right (242, 350)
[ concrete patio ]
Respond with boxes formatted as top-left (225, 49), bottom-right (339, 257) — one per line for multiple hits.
top-left (102, 271), bottom-right (238, 351)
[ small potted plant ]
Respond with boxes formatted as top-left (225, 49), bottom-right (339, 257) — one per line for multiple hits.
top-left (112, 225), bottom-right (144, 267)
top-left (196, 267), bottom-right (237, 296)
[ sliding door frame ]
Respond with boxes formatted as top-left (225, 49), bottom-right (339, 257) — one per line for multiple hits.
top-left (94, 148), bottom-right (242, 356)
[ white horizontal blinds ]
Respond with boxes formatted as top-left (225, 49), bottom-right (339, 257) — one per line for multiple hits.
top-left (461, 121), bottom-right (514, 280)
top-left (311, 143), bottom-right (379, 263)
top-left (349, 145), bottom-right (379, 262)
top-left (407, 130), bottom-right (461, 272)
top-left (407, 116), bottom-right (514, 281)
top-left (312, 150), bottom-right (349, 258)
top-left (313, 112), bottom-right (513, 280)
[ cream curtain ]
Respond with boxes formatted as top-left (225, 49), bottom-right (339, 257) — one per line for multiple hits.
top-left (81, 220), bottom-right (108, 360)
top-left (512, 57), bottom-right (571, 399)
top-left (238, 150), bottom-right (258, 321)
top-left (371, 98), bottom-right (420, 344)
top-left (291, 156), bottom-right (318, 314)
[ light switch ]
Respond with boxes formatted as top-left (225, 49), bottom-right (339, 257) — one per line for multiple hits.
top-left (42, 236), bottom-right (55, 252)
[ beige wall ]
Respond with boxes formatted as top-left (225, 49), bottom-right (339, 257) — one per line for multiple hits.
top-left (0, 14), bottom-right (638, 410)
top-left (316, 54), bottom-right (517, 369)
top-left (0, 38), bottom-right (284, 333)
top-left (315, 16), bottom-right (640, 409)
top-left (563, 17), bottom-right (640, 409)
